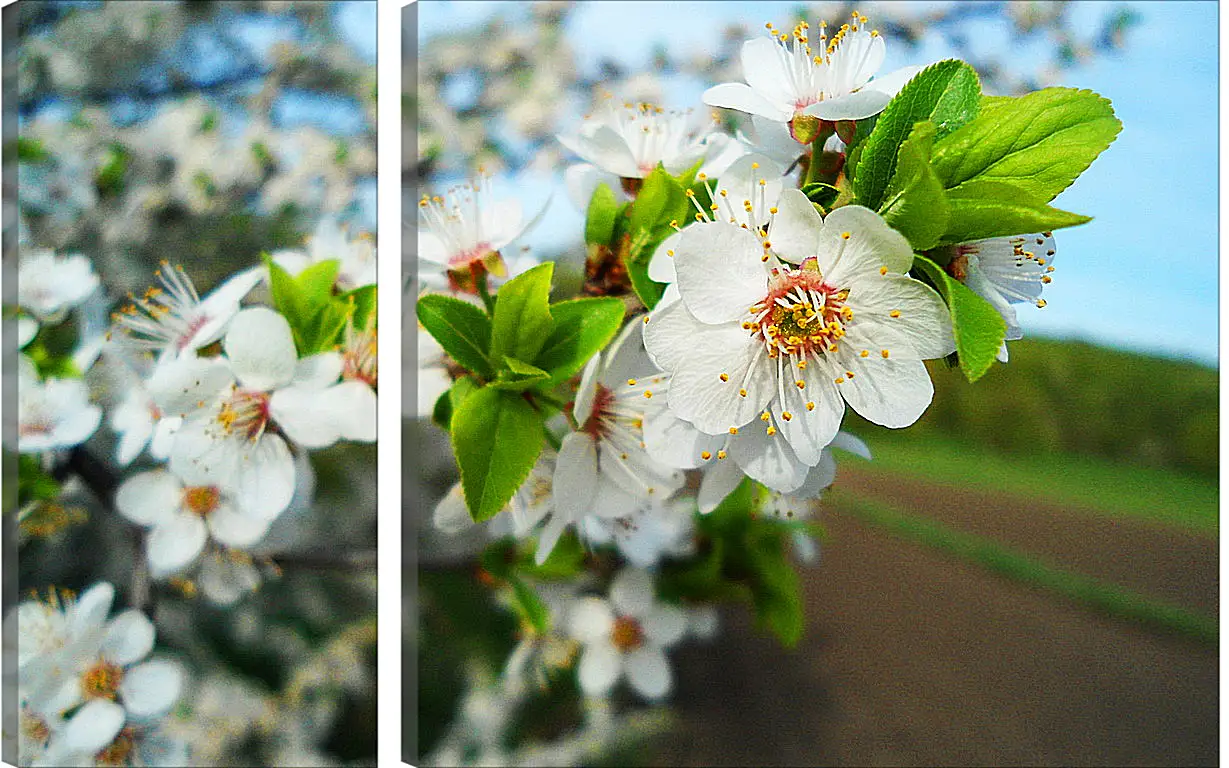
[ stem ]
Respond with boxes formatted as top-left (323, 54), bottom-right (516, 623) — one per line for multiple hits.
top-left (802, 123), bottom-right (836, 187)
top-left (473, 264), bottom-right (496, 314)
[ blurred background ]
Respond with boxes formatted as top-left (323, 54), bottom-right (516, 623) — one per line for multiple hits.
top-left (410, 1), bottom-right (1217, 765)
top-left (12, 2), bottom-right (377, 764)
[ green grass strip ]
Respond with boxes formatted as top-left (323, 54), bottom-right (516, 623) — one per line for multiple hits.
top-left (832, 490), bottom-right (1219, 646)
top-left (856, 433), bottom-right (1218, 536)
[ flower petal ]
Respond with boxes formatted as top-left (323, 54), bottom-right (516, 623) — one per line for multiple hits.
top-left (223, 307), bottom-right (298, 391)
top-left (207, 502), bottom-right (272, 549)
top-left (577, 641), bottom-right (622, 697)
top-left (641, 604), bottom-right (687, 647)
top-left (569, 598), bottom-right (615, 644)
top-left (147, 513), bottom-right (207, 577)
top-left (673, 222), bottom-right (767, 325)
top-left (115, 470), bottom-right (182, 527)
top-left (624, 646), bottom-right (672, 700)
top-left (552, 432), bottom-right (599, 523)
top-left (63, 699), bottom-right (125, 753)
top-left (729, 414), bottom-right (811, 493)
top-left (609, 568), bottom-right (655, 618)
top-left (147, 357), bottom-right (233, 418)
top-left (643, 408), bottom-right (725, 470)
top-left (665, 324), bottom-right (774, 434)
top-left (819, 205), bottom-right (915, 281)
top-left (834, 348), bottom-right (934, 428)
top-left (703, 83), bottom-right (791, 123)
top-left (118, 659), bottom-right (183, 718)
top-left (739, 37), bottom-right (798, 113)
top-left (698, 457), bottom-right (745, 514)
top-left (769, 190), bottom-right (824, 264)
top-left (101, 609), bottom-right (154, 666)
top-left (572, 353), bottom-right (602, 424)
top-left (847, 274), bottom-right (955, 359)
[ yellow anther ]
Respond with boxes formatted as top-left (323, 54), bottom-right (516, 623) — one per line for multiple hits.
top-left (795, 380), bottom-right (806, 389)
top-left (701, 451), bottom-right (712, 461)
top-left (879, 266), bottom-right (888, 275)
top-left (719, 373), bottom-right (729, 382)
top-left (889, 310), bottom-right (901, 318)
top-left (643, 390), bottom-right (653, 398)
top-left (782, 411), bottom-right (793, 421)
top-left (729, 426), bottom-right (739, 435)
top-left (766, 426), bottom-right (777, 436)
top-left (1036, 299), bottom-right (1047, 308)
top-left (834, 376), bottom-right (845, 384)
top-left (881, 349), bottom-right (890, 358)
top-left (738, 388), bottom-right (748, 397)
top-left (806, 401), bottom-right (815, 411)
top-left (841, 231), bottom-right (851, 240)
top-left (1042, 276), bottom-right (1052, 284)
top-left (717, 450), bottom-right (727, 460)
top-left (761, 412), bottom-right (771, 422)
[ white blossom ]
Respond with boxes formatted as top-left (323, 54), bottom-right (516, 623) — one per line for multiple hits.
top-left (642, 193), bottom-right (953, 492)
top-left (567, 569), bottom-right (686, 701)
top-left (703, 13), bottom-right (920, 129)
top-left (17, 357), bottom-right (102, 454)
top-left (18, 248), bottom-right (100, 323)
top-left (272, 216), bottom-right (377, 291)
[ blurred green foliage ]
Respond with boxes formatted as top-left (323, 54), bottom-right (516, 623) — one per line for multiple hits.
top-left (848, 337), bottom-right (1218, 481)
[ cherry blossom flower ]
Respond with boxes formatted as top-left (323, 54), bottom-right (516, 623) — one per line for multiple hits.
top-left (554, 322), bottom-right (684, 561)
top-left (417, 175), bottom-right (534, 294)
top-left (116, 469), bottom-right (274, 578)
top-left (642, 192), bottom-right (953, 491)
top-left (703, 13), bottom-right (920, 133)
top-left (567, 568), bottom-right (686, 700)
top-left (107, 263), bottom-right (264, 365)
top-left (271, 216), bottom-right (377, 290)
top-left (18, 247), bottom-right (100, 324)
top-left (109, 386), bottom-right (180, 467)
top-left (17, 356), bottom-right (102, 454)
top-left (947, 232), bottom-right (1057, 362)
top-left (558, 97), bottom-right (744, 205)
top-left (579, 497), bottom-right (696, 569)
top-left (18, 583), bottom-right (183, 763)
top-left (149, 307), bottom-right (376, 520)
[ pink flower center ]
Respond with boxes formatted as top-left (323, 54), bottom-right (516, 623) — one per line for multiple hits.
top-left (745, 262), bottom-right (851, 358)
top-left (611, 615), bottom-right (645, 652)
top-left (215, 389), bottom-right (271, 442)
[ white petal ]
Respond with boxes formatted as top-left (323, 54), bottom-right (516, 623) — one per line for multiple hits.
top-left (63, 700), bottom-right (124, 753)
top-left (769, 190), bottom-right (824, 263)
top-left (647, 230), bottom-right (682, 284)
top-left (199, 555), bottom-right (259, 607)
top-left (535, 511), bottom-right (572, 565)
top-left (572, 353), bottom-right (602, 424)
top-left (729, 416), bottom-right (811, 493)
top-left (830, 430), bottom-right (872, 460)
top-left (115, 470), bottom-right (183, 527)
top-left (848, 275), bottom-right (955, 359)
top-left (835, 348), bottom-right (934, 428)
top-left (224, 308), bottom-right (298, 391)
top-left (146, 357), bottom-right (233, 418)
top-left (863, 65), bottom-right (925, 98)
top-left (118, 659), bottom-right (183, 718)
top-left (271, 249), bottom-right (311, 277)
top-left (558, 125), bottom-right (640, 178)
top-left (552, 432), bottom-right (599, 524)
top-left (641, 604), bottom-right (687, 647)
top-left (806, 89), bottom-right (892, 122)
top-left (292, 352), bottom-right (343, 388)
top-left (739, 37), bottom-right (799, 113)
top-left (819, 205), bottom-right (915, 281)
top-left (564, 163), bottom-right (624, 210)
top-left (234, 434), bottom-right (296, 519)
top-left (325, 380), bottom-right (378, 442)
top-left (624, 646), bottom-right (672, 700)
top-left (698, 457), bottom-right (745, 514)
top-left (432, 484), bottom-right (474, 534)
top-left (207, 502), bottom-right (272, 549)
top-left (673, 223), bottom-right (766, 325)
top-left (147, 513), bottom-right (207, 577)
top-left (189, 266), bottom-right (265, 351)
top-left (577, 642), bottom-right (622, 697)
top-left (101, 610), bottom-right (154, 666)
top-left (643, 409), bottom-right (725, 470)
top-left (69, 583), bottom-right (115, 637)
top-left (772, 355), bottom-right (844, 466)
top-left (703, 83), bottom-right (791, 123)
top-left (666, 326), bottom-right (774, 434)
top-left (569, 598), bottom-right (615, 644)
top-left (269, 386), bottom-right (341, 448)
top-left (609, 568), bottom-right (655, 618)
top-left (641, 298), bottom-right (697, 373)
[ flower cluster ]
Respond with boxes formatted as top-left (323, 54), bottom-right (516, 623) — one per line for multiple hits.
top-left (416, 6), bottom-right (1117, 762)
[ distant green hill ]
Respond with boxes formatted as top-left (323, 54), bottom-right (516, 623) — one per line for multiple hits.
top-left (846, 337), bottom-right (1218, 481)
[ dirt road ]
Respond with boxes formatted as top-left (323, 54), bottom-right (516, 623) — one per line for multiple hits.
top-left (653, 471), bottom-right (1219, 767)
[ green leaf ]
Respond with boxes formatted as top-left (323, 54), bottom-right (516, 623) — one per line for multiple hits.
top-left (520, 532), bottom-right (586, 579)
top-left (746, 534), bottom-right (805, 647)
top-left (15, 137), bottom-right (50, 163)
top-left (490, 262), bottom-right (555, 367)
top-left (930, 87), bottom-right (1121, 203)
top-left (534, 298), bottom-right (625, 382)
top-left (489, 357), bottom-right (551, 392)
top-left (584, 183), bottom-right (621, 246)
top-left (451, 387), bottom-right (545, 522)
top-left (340, 284), bottom-right (377, 330)
top-left (432, 390), bottom-right (452, 430)
top-left (801, 181), bottom-right (840, 211)
top-left (854, 60), bottom-right (981, 210)
top-left (416, 294), bottom-right (495, 379)
top-left (878, 121), bottom-right (950, 251)
top-left (912, 254), bottom-right (1007, 382)
top-left (508, 576), bottom-right (551, 634)
top-left (940, 180), bottom-right (1091, 244)
top-left (433, 376), bottom-right (479, 431)
top-left (297, 260), bottom-right (342, 305)
top-left (627, 166), bottom-right (688, 239)
top-left (302, 300), bottom-right (353, 354)
top-left (18, 455), bottom-right (61, 507)
top-left (264, 255), bottom-right (309, 343)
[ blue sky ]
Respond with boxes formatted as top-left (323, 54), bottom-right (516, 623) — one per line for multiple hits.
top-left (417, 1), bottom-right (1219, 365)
